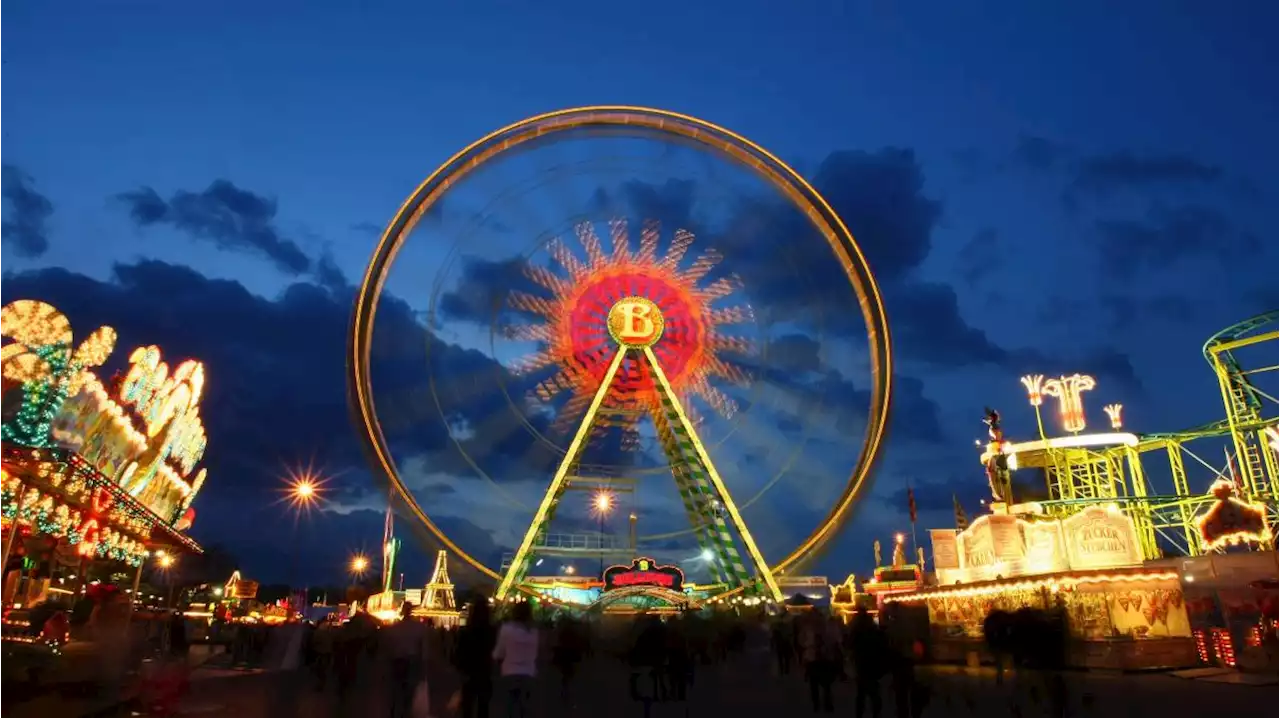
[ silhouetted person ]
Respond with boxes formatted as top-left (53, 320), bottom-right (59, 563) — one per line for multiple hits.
top-left (493, 601), bottom-right (538, 718)
top-left (168, 610), bottom-right (189, 660)
top-left (552, 616), bottom-right (587, 709)
top-left (454, 599), bottom-right (496, 718)
top-left (629, 615), bottom-right (667, 718)
top-left (771, 618), bottom-right (795, 676)
top-left (385, 603), bottom-right (428, 718)
top-left (983, 610), bottom-right (1015, 684)
top-left (849, 608), bottom-right (887, 718)
top-left (798, 612), bottom-right (842, 713)
top-left (664, 615), bottom-right (693, 704)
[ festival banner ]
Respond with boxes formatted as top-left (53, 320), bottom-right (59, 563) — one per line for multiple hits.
top-left (930, 529), bottom-right (961, 570)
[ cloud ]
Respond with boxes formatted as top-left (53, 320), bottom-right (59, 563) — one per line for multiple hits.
top-left (436, 149), bottom-right (1142, 388)
top-left (116, 180), bottom-right (313, 275)
top-left (746, 333), bottom-right (945, 445)
top-left (1097, 293), bottom-right (1197, 330)
top-left (1, 165), bottom-right (54, 258)
top-left (1012, 135), bottom-right (1068, 172)
top-left (1093, 204), bottom-right (1256, 278)
top-left (0, 260), bottom-right (559, 583)
top-left (1009, 138), bottom-right (1231, 212)
top-left (1071, 152), bottom-right (1223, 197)
top-left (956, 228), bottom-right (1001, 286)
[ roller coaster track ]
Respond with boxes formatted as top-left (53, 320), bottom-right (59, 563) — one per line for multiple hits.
top-left (1202, 311), bottom-right (1278, 500)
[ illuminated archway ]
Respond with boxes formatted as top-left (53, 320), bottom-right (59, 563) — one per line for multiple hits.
top-left (589, 585), bottom-right (696, 612)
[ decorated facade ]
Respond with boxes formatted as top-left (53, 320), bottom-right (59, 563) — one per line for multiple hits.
top-left (2, 300), bottom-right (208, 598)
top-left (892, 324), bottom-right (1278, 672)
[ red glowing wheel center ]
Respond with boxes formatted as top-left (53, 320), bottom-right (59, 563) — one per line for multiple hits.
top-left (564, 269), bottom-right (706, 405)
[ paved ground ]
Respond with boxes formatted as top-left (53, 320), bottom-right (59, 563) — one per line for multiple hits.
top-left (22, 657), bottom-right (1268, 718)
top-left (7, 639), bottom-right (1273, 717)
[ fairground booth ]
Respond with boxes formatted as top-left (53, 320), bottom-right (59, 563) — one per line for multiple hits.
top-left (1, 300), bottom-right (208, 620)
top-left (886, 356), bottom-right (1277, 672)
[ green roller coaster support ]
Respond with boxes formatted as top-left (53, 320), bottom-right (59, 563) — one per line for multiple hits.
top-left (1204, 310), bottom-right (1278, 501)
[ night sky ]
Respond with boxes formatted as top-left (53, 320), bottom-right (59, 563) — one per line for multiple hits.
top-left (2, 2), bottom-right (1275, 589)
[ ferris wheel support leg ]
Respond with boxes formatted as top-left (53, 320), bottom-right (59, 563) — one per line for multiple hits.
top-left (655, 414), bottom-right (733, 585)
top-left (494, 348), bottom-right (629, 601)
top-left (642, 347), bottom-right (783, 601)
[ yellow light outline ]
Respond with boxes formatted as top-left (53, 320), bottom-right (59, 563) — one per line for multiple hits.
top-left (642, 345), bottom-right (783, 601)
top-left (348, 106), bottom-right (893, 585)
top-left (494, 348), bottom-right (628, 600)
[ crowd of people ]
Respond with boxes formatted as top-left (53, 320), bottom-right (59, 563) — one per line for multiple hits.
top-left (287, 599), bottom-right (928, 718)
top-left (40, 585), bottom-right (936, 717)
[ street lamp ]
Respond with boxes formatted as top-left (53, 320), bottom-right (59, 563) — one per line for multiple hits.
top-left (350, 554), bottom-right (370, 576)
top-left (281, 467), bottom-right (329, 613)
top-left (149, 551), bottom-right (177, 608)
top-left (592, 491), bottom-right (614, 578)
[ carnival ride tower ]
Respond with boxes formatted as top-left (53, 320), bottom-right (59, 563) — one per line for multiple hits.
top-left (1204, 312), bottom-right (1279, 503)
top-left (979, 311), bottom-right (1277, 559)
top-left (494, 287), bottom-right (782, 602)
top-left (423, 549), bottom-right (455, 611)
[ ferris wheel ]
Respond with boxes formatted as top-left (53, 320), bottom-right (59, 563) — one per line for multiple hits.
top-left (347, 107), bottom-right (893, 602)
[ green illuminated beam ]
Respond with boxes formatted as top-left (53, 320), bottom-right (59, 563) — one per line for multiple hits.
top-left (641, 346), bottom-right (782, 601)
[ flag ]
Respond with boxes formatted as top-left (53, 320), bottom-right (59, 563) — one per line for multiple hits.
top-left (953, 495), bottom-right (969, 530)
top-left (907, 488), bottom-right (918, 523)
top-left (1224, 447), bottom-right (1243, 492)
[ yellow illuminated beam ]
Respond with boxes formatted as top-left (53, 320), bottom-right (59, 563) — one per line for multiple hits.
top-left (979, 432), bottom-right (1140, 464)
top-left (1207, 330), bottom-right (1279, 356)
top-left (494, 348), bottom-right (629, 600)
top-left (642, 346), bottom-right (783, 601)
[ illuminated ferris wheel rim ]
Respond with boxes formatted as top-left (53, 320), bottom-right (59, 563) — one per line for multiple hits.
top-left (348, 105), bottom-right (894, 583)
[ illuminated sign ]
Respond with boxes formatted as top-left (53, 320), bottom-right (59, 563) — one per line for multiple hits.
top-left (603, 557), bottom-right (684, 592)
top-left (1062, 505), bottom-right (1142, 569)
top-left (607, 297), bottom-right (665, 348)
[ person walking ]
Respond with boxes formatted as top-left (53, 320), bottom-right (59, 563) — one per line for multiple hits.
top-left (628, 615), bottom-right (667, 718)
top-left (384, 603), bottom-right (429, 718)
top-left (551, 616), bottom-right (587, 711)
top-left (770, 617), bottom-right (794, 676)
top-left (493, 601), bottom-right (538, 718)
top-left (849, 608), bottom-right (887, 718)
top-left (797, 611), bottom-right (842, 713)
top-left (453, 599), bottom-right (496, 718)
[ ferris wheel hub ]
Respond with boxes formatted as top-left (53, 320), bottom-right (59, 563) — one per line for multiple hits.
top-left (607, 296), bottom-right (665, 348)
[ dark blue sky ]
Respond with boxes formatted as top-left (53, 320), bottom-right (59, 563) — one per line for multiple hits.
top-left (3, 2), bottom-right (1276, 587)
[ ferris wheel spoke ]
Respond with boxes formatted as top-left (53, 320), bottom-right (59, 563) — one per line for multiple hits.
top-left (607, 217), bottom-right (631, 263)
top-left (637, 218), bottom-right (661, 264)
top-left (574, 221), bottom-right (609, 271)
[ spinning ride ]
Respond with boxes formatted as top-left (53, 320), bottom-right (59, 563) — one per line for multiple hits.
top-left (348, 107), bottom-right (893, 604)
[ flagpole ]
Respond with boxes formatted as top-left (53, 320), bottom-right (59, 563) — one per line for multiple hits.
top-left (907, 478), bottom-right (919, 564)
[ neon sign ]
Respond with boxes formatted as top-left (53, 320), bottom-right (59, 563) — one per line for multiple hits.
top-left (603, 557), bottom-right (685, 592)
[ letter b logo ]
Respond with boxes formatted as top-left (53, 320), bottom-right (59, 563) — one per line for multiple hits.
top-left (608, 297), bottom-right (665, 347)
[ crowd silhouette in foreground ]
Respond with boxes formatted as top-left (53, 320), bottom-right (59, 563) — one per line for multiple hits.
top-left (56, 586), bottom-right (1084, 718)
top-left (286, 600), bottom-right (932, 718)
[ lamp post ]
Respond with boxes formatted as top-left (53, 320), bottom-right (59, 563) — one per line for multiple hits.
top-left (158, 552), bottom-right (176, 607)
top-left (284, 472), bottom-right (324, 614)
top-left (593, 491), bottom-right (614, 579)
